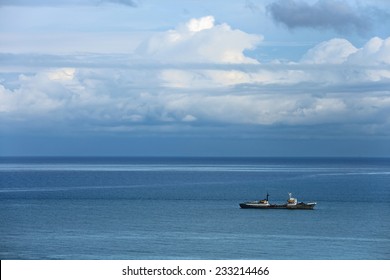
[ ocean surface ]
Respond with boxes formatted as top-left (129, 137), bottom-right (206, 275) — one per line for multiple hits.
top-left (0, 157), bottom-right (389, 260)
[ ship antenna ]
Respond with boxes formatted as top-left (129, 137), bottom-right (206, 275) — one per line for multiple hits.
top-left (266, 192), bottom-right (269, 201)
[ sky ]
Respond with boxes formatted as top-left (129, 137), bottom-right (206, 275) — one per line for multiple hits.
top-left (1, 0), bottom-right (390, 157)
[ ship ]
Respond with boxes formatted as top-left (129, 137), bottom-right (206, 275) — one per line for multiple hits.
top-left (239, 192), bottom-right (316, 210)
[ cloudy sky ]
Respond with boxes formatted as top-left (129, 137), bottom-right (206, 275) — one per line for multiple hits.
top-left (1, 0), bottom-right (390, 156)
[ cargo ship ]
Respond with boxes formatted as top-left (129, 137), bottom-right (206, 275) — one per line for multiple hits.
top-left (239, 193), bottom-right (316, 210)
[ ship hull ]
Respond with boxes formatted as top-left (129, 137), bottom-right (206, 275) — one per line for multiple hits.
top-left (239, 202), bottom-right (316, 210)
top-left (286, 203), bottom-right (316, 210)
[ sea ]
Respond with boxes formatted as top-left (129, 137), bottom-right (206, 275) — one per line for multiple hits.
top-left (0, 157), bottom-right (389, 260)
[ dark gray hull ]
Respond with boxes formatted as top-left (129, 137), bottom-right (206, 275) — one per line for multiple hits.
top-left (239, 202), bottom-right (316, 210)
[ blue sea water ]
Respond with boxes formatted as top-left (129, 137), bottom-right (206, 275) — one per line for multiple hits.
top-left (0, 157), bottom-right (389, 260)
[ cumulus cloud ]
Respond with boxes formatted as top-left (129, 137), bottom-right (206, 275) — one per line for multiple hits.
top-left (137, 16), bottom-right (262, 64)
top-left (1, 56), bottom-right (390, 135)
top-left (159, 35), bottom-right (390, 88)
top-left (138, 16), bottom-right (264, 89)
top-left (267, 0), bottom-right (369, 34)
top-left (1, 9), bottom-right (390, 140)
top-left (301, 38), bottom-right (358, 64)
top-left (302, 36), bottom-right (390, 66)
top-left (349, 37), bottom-right (390, 65)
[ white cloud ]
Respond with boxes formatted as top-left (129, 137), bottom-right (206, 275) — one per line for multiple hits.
top-left (349, 37), bottom-right (390, 65)
top-left (138, 16), bottom-right (262, 64)
top-left (186, 16), bottom-right (215, 32)
top-left (1, 10), bottom-right (390, 140)
top-left (297, 36), bottom-right (390, 86)
top-left (45, 68), bottom-right (76, 81)
top-left (158, 36), bottom-right (390, 89)
top-left (301, 38), bottom-right (358, 64)
top-left (302, 36), bottom-right (390, 65)
top-left (1, 63), bottom-right (390, 138)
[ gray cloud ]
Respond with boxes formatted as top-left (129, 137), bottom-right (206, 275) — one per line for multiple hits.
top-left (267, 0), bottom-right (369, 34)
top-left (245, 0), bottom-right (262, 13)
top-left (0, 0), bottom-right (137, 7)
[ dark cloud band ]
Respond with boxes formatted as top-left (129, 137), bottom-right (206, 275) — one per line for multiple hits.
top-left (267, 0), bottom-right (368, 34)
